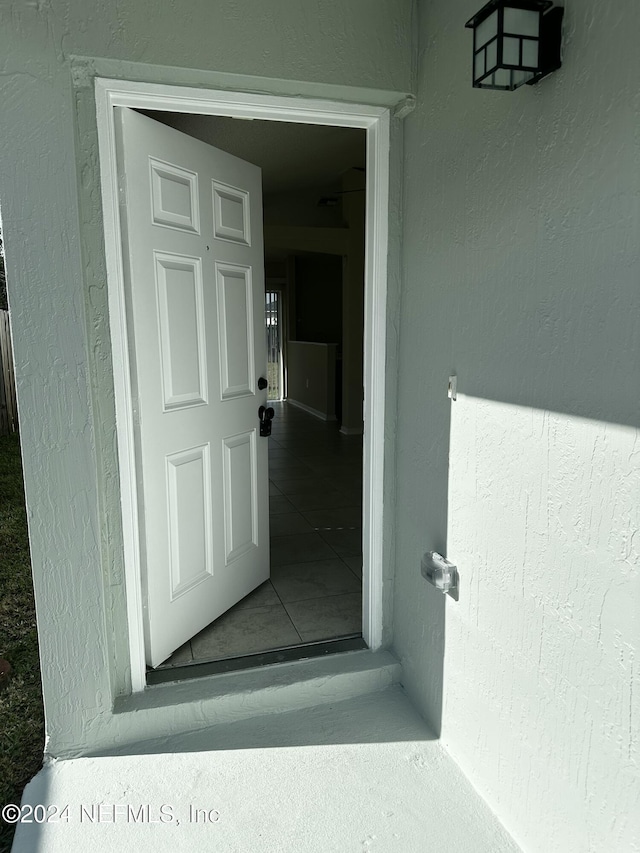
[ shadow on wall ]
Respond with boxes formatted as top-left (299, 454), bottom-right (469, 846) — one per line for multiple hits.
top-left (394, 391), bottom-right (453, 741)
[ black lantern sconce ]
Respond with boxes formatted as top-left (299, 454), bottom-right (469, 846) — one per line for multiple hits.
top-left (465, 0), bottom-right (563, 91)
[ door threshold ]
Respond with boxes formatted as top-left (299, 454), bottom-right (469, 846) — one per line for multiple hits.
top-left (146, 635), bottom-right (367, 686)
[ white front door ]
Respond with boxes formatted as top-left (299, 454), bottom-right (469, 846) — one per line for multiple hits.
top-left (117, 108), bottom-right (269, 667)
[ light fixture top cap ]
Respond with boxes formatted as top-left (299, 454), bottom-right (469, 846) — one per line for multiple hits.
top-left (465, 0), bottom-right (553, 29)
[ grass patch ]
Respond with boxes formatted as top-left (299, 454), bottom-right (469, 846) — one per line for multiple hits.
top-left (0, 434), bottom-right (44, 853)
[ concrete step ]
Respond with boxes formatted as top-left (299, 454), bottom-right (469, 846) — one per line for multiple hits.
top-left (82, 649), bottom-right (402, 758)
top-left (13, 685), bottom-right (520, 852)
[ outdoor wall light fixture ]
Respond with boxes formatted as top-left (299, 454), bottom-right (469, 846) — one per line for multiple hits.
top-left (465, 0), bottom-right (563, 91)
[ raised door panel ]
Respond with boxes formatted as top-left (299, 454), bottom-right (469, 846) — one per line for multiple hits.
top-left (166, 444), bottom-right (214, 599)
top-left (222, 430), bottom-right (258, 564)
top-left (154, 252), bottom-right (208, 411)
top-left (212, 180), bottom-right (250, 245)
top-left (150, 158), bottom-right (200, 233)
top-left (216, 262), bottom-right (254, 399)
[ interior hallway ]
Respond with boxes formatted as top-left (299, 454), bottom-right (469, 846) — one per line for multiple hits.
top-left (158, 402), bottom-right (363, 669)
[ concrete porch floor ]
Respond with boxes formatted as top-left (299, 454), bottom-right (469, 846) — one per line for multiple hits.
top-left (12, 687), bottom-right (520, 853)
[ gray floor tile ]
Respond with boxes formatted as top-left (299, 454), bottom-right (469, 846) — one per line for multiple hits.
top-left (334, 478), bottom-right (363, 489)
top-left (271, 478), bottom-right (333, 496)
top-left (159, 640), bottom-right (193, 668)
top-left (322, 478), bottom-right (361, 492)
top-left (341, 555), bottom-right (363, 579)
top-left (268, 465), bottom-right (316, 480)
top-left (267, 449), bottom-right (295, 460)
top-left (269, 482), bottom-right (282, 496)
top-left (269, 495), bottom-right (297, 515)
top-left (274, 440), bottom-right (335, 452)
top-left (319, 527), bottom-right (362, 556)
top-left (271, 559), bottom-right (361, 603)
top-left (286, 490), bottom-right (358, 511)
top-left (191, 603), bottom-right (301, 661)
top-left (301, 506), bottom-right (363, 530)
top-left (295, 448), bottom-right (362, 461)
top-left (284, 593), bottom-right (362, 642)
top-left (269, 513), bottom-right (315, 537)
top-left (270, 532), bottom-right (337, 566)
top-left (268, 457), bottom-right (312, 470)
top-left (233, 580), bottom-right (281, 610)
top-left (333, 487), bottom-right (363, 504)
top-left (301, 457), bottom-right (362, 472)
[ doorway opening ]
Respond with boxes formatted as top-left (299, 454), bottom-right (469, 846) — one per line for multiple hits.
top-left (138, 110), bottom-right (367, 679)
top-left (96, 78), bottom-right (389, 692)
top-left (265, 289), bottom-right (283, 402)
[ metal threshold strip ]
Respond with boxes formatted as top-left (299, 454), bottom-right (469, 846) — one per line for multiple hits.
top-left (146, 635), bottom-right (367, 686)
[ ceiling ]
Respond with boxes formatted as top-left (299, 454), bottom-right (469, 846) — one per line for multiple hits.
top-left (142, 111), bottom-right (366, 196)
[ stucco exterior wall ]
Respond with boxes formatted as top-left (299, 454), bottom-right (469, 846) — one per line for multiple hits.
top-left (394, 1), bottom-right (639, 851)
top-left (3, 0), bottom-right (636, 845)
top-left (0, 1), bottom-right (413, 755)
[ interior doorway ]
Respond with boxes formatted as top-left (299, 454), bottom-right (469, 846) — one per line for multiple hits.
top-left (136, 109), bottom-right (367, 679)
top-left (265, 289), bottom-right (284, 402)
top-left (96, 78), bottom-right (389, 692)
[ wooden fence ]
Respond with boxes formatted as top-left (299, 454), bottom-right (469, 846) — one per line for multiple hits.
top-left (0, 310), bottom-right (17, 435)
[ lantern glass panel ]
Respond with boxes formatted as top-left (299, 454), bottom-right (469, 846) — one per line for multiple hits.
top-left (486, 39), bottom-right (498, 70)
top-left (494, 68), bottom-right (511, 88)
top-left (475, 52), bottom-right (484, 80)
top-left (522, 39), bottom-right (539, 67)
top-left (503, 7), bottom-right (540, 37)
top-left (503, 36), bottom-right (520, 65)
top-left (475, 10), bottom-right (498, 48)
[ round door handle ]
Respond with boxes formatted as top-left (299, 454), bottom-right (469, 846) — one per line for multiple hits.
top-left (258, 377), bottom-right (268, 390)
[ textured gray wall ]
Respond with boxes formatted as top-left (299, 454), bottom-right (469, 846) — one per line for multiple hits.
top-left (394, 1), bottom-right (639, 850)
top-left (0, 0), bottom-right (413, 755)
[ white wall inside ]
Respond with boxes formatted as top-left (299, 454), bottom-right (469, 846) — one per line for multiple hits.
top-left (287, 342), bottom-right (337, 421)
top-left (394, 1), bottom-right (639, 851)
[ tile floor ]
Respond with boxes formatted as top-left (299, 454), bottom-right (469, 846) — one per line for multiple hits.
top-left (157, 402), bottom-right (363, 669)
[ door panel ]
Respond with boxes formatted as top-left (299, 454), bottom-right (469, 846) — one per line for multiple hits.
top-left (150, 158), bottom-right (200, 233)
top-left (166, 444), bottom-right (213, 597)
top-left (216, 262), bottom-right (254, 398)
top-left (223, 430), bottom-right (258, 563)
top-left (155, 252), bottom-right (208, 410)
top-left (117, 107), bottom-right (269, 667)
top-left (212, 181), bottom-right (251, 244)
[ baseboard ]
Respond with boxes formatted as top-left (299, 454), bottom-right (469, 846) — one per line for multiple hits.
top-left (339, 424), bottom-right (363, 436)
top-left (287, 398), bottom-right (337, 422)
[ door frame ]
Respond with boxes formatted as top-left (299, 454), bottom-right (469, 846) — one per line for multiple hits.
top-left (95, 77), bottom-right (390, 693)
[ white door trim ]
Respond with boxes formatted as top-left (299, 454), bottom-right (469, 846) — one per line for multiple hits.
top-left (95, 77), bottom-right (390, 693)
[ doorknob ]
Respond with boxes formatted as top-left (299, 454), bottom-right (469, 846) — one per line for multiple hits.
top-left (258, 405), bottom-right (274, 437)
top-left (258, 377), bottom-right (268, 390)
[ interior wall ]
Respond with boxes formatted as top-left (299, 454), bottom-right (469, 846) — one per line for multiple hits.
top-left (264, 191), bottom-right (346, 228)
top-left (395, 2), bottom-right (639, 851)
top-left (294, 254), bottom-right (342, 344)
top-left (287, 342), bottom-right (337, 421)
top-left (0, 0), bottom-right (414, 756)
